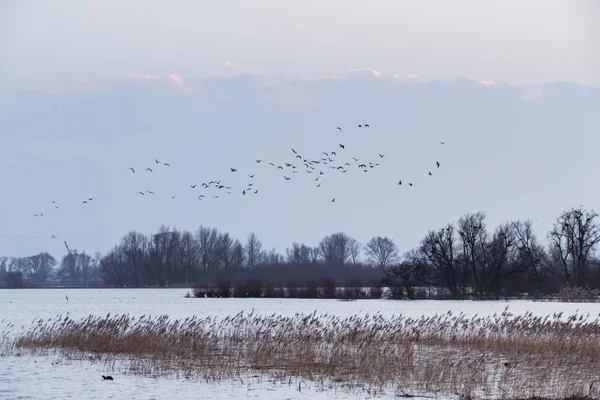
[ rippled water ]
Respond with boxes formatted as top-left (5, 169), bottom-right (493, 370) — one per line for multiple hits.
top-left (2, 288), bottom-right (599, 399)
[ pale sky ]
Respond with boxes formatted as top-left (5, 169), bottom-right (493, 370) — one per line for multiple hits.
top-left (1, 0), bottom-right (599, 261)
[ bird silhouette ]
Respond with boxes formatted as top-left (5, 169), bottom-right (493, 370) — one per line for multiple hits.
top-left (365, 124), bottom-right (370, 127)
top-left (428, 172), bottom-right (433, 176)
top-left (102, 375), bottom-right (114, 381)
top-left (331, 198), bottom-right (335, 202)
top-left (155, 159), bottom-right (160, 164)
top-left (230, 168), bottom-right (237, 172)
top-left (336, 127), bottom-right (342, 131)
top-left (339, 144), bottom-right (345, 149)
top-left (358, 124), bottom-right (362, 128)
top-left (254, 189), bottom-right (258, 194)
top-left (440, 141), bottom-right (445, 145)
top-left (248, 174), bottom-right (255, 178)
top-left (146, 190), bottom-right (154, 194)
top-left (398, 180), bottom-right (402, 185)
top-left (145, 168), bottom-right (153, 172)
top-left (127, 167), bottom-right (135, 173)
top-left (256, 159), bottom-right (262, 163)
top-left (82, 201), bottom-right (88, 204)
top-left (292, 148), bottom-right (297, 154)
top-left (284, 176), bottom-right (291, 180)
top-left (164, 163), bottom-right (171, 167)
top-left (436, 161), bottom-right (440, 168)
top-left (137, 191), bottom-right (145, 195)
top-left (191, 184), bottom-right (196, 189)
top-left (409, 183), bottom-right (413, 187)
top-left (378, 153), bottom-right (385, 158)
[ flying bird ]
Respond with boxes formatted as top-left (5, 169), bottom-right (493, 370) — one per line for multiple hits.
top-left (339, 144), bottom-right (345, 149)
top-left (365, 124), bottom-right (370, 127)
top-left (409, 183), bottom-right (413, 187)
top-left (164, 163), bottom-right (171, 167)
top-left (127, 167), bottom-right (135, 173)
top-left (137, 191), bottom-right (145, 195)
top-left (191, 184), bottom-right (196, 189)
top-left (146, 190), bottom-right (154, 194)
top-left (358, 124), bottom-right (362, 128)
top-left (440, 141), bottom-right (446, 145)
top-left (379, 153), bottom-right (385, 158)
top-left (256, 159), bottom-right (262, 163)
top-left (248, 174), bottom-right (255, 178)
top-left (83, 201), bottom-right (88, 204)
top-left (428, 172), bottom-right (433, 176)
top-left (436, 161), bottom-right (440, 168)
top-left (284, 176), bottom-right (291, 180)
top-left (230, 168), bottom-right (237, 172)
top-left (336, 127), bottom-right (342, 131)
top-left (155, 159), bottom-right (160, 164)
top-left (331, 198), bottom-right (335, 202)
top-left (292, 148), bottom-right (297, 154)
top-left (145, 168), bottom-right (153, 172)
top-left (398, 180), bottom-right (402, 185)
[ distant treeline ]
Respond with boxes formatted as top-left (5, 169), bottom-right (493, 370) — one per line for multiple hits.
top-left (2, 205), bottom-right (600, 300)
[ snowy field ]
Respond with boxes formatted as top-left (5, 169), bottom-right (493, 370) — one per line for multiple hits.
top-left (2, 288), bottom-right (600, 400)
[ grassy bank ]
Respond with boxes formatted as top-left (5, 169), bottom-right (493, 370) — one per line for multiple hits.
top-left (8, 308), bottom-right (600, 399)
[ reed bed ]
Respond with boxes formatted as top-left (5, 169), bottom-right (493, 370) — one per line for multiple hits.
top-left (7, 307), bottom-right (600, 399)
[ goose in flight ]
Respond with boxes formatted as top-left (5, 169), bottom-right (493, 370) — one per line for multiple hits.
top-left (256, 159), bottom-right (262, 163)
top-left (440, 141), bottom-right (446, 145)
top-left (155, 159), bottom-right (160, 164)
top-left (137, 191), bottom-right (145, 195)
top-left (145, 168), bottom-right (153, 172)
top-left (428, 172), bottom-right (433, 176)
top-left (284, 176), bottom-right (291, 180)
top-left (191, 184), bottom-right (196, 189)
top-left (83, 200), bottom-right (88, 204)
top-left (254, 189), bottom-right (258, 194)
top-left (292, 148), bottom-right (297, 154)
top-left (248, 174), bottom-right (255, 178)
top-left (230, 168), bottom-right (237, 172)
top-left (146, 190), bottom-right (154, 194)
top-left (398, 180), bottom-right (402, 185)
top-left (331, 198), bottom-right (335, 202)
top-left (436, 161), bottom-right (440, 168)
top-left (358, 124), bottom-right (362, 128)
top-left (127, 167), bottom-right (135, 173)
top-left (409, 183), bottom-right (413, 187)
top-left (365, 124), bottom-right (370, 127)
top-left (337, 127), bottom-right (342, 131)
top-left (378, 153), bottom-right (385, 158)
top-left (164, 163), bottom-right (171, 167)
top-left (339, 144), bottom-right (345, 149)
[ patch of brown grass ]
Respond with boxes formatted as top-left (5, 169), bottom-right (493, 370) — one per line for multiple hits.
top-left (8, 307), bottom-right (600, 399)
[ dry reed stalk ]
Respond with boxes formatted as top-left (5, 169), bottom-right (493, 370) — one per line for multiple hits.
top-left (4, 308), bottom-right (600, 399)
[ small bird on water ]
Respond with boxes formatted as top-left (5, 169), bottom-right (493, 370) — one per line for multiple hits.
top-left (102, 375), bottom-right (114, 380)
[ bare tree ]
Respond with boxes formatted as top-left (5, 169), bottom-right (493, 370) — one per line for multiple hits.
top-left (195, 225), bottom-right (220, 276)
top-left (245, 232), bottom-right (264, 270)
top-left (348, 238), bottom-right (363, 266)
top-left (286, 242), bottom-right (313, 264)
top-left (25, 252), bottom-right (57, 283)
top-left (548, 206), bottom-right (600, 286)
top-left (420, 223), bottom-right (466, 298)
top-left (318, 232), bottom-right (353, 266)
top-left (512, 219), bottom-right (546, 278)
top-left (457, 212), bottom-right (488, 294)
top-left (365, 236), bottom-right (399, 268)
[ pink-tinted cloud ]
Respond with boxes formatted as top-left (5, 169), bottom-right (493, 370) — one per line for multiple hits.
top-left (224, 61), bottom-right (235, 67)
top-left (479, 80), bottom-right (496, 86)
top-left (349, 68), bottom-right (381, 77)
top-left (407, 73), bottom-right (419, 80)
top-left (124, 73), bottom-right (155, 80)
top-left (168, 73), bottom-right (183, 84)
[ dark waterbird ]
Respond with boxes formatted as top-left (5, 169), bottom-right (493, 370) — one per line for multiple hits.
top-left (102, 375), bottom-right (114, 381)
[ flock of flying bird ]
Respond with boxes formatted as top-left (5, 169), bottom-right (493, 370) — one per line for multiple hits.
top-left (31, 124), bottom-right (446, 217)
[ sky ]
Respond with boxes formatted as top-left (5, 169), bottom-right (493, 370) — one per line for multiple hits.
top-left (1, 0), bottom-right (599, 262)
